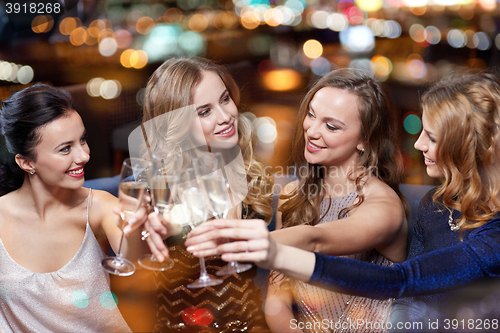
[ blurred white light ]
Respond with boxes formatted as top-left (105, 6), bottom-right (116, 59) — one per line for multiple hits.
top-left (178, 31), bottom-right (205, 55)
top-left (311, 10), bottom-right (329, 29)
top-left (0, 61), bottom-right (11, 80)
top-left (327, 13), bottom-right (348, 32)
top-left (383, 20), bottom-right (401, 39)
top-left (495, 34), bottom-right (500, 50)
top-left (136, 88), bottom-right (145, 106)
top-left (7, 64), bottom-right (18, 81)
top-left (447, 29), bottom-right (466, 48)
top-left (286, 0), bottom-right (305, 14)
top-left (277, 6), bottom-right (295, 25)
top-left (255, 117), bottom-right (277, 143)
top-left (87, 78), bottom-right (105, 97)
top-left (17, 65), bottom-right (34, 84)
top-left (403, 0), bottom-right (428, 6)
top-left (425, 26), bottom-right (441, 44)
top-left (99, 37), bottom-right (118, 57)
top-left (408, 59), bottom-right (427, 79)
top-left (310, 57), bottom-right (331, 76)
top-left (100, 80), bottom-right (121, 99)
top-left (473, 32), bottom-right (491, 50)
top-left (409, 24), bottom-right (425, 43)
top-left (340, 26), bottom-right (375, 52)
top-left (366, 18), bottom-right (384, 36)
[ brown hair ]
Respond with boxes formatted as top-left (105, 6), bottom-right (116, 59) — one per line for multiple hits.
top-left (143, 57), bottom-right (273, 222)
top-left (422, 70), bottom-right (500, 235)
top-left (280, 68), bottom-right (408, 227)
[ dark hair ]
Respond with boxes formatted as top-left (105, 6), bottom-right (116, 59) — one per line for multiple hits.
top-left (0, 83), bottom-right (74, 196)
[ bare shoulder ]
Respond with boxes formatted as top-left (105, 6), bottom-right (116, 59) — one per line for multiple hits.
top-left (87, 189), bottom-right (118, 219)
top-left (362, 177), bottom-right (402, 204)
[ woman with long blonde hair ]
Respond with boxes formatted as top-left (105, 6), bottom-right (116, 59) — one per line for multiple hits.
top-left (186, 70), bottom-right (500, 332)
top-left (140, 57), bottom-right (273, 332)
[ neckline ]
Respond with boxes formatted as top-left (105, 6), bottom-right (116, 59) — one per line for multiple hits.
top-left (0, 189), bottom-right (92, 275)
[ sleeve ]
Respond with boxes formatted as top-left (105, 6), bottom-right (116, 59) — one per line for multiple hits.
top-left (308, 218), bottom-right (500, 300)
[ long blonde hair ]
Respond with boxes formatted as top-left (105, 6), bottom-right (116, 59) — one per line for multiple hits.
top-left (280, 68), bottom-right (408, 228)
top-left (422, 71), bottom-right (500, 235)
top-left (142, 57), bottom-right (273, 222)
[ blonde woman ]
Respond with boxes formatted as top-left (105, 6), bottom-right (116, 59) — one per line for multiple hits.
top-left (139, 57), bottom-right (273, 332)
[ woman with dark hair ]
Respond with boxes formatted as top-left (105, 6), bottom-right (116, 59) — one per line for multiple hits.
top-left (0, 83), bottom-right (146, 332)
top-left (259, 68), bottom-right (408, 332)
top-left (186, 71), bottom-right (500, 332)
top-left (137, 57), bottom-right (273, 332)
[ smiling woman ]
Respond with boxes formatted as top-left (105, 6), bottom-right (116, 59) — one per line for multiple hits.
top-left (0, 83), bottom-right (148, 332)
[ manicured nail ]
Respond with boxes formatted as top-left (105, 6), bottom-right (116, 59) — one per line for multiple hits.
top-left (128, 218), bottom-right (137, 225)
top-left (123, 225), bottom-right (131, 235)
top-left (185, 239), bottom-right (191, 246)
top-left (186, 246), bottom-right (194, 252)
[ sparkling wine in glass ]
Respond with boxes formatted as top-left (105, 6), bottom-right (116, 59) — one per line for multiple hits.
top-left (194, 153), bottom-right (252, 276)
top-left (101, 158), bottom-right (151, 276)
top-left (138, 151), bottom-right (181, 271)
top-left (179, 167), bottom-right (223, 288)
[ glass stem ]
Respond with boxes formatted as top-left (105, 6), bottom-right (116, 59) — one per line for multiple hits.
top-left (115, 232), bottom-right (125, 260)
top-left (199, 258), bottom-right (209, 279)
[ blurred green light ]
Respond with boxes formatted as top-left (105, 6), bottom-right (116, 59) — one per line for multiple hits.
top-left (404, 114), bottom-right (422, 135)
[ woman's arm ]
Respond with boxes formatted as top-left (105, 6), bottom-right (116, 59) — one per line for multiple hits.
top-left (272, 179), bottom-right (407, 262)
top-left (265, 276), bottom-right (303, 333)
top-left (186, 218), bottom-right (500, 299)
top-left (92, 190), bottom-right (150, 262)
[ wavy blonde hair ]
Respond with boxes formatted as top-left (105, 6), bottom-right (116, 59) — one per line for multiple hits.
top-left (142, 57), bottom-right (273, 222)
top-left (422, 71), bottom-right (500, 236)
top-left (280, 68), bottom-right (408, 228)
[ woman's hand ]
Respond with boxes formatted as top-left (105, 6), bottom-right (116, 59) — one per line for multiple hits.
top-left (185, 219), bottom-right (317, 281)
top-left (185, 219), bottom-right (279, 270)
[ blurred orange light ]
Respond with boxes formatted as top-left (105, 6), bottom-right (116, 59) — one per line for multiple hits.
top-left (98, 29), bottom-right (115, 43)
top-left (241, 10), bottom-right (260, 30)
top-left (409, 6), bottom-right (426, 15)
top-left (303, 40), bottom-right (323, 59)
top-left (264, 8), bottom-right (283, 27)
top-left (263, 69), bottom-right (302, 91)
top-left (188, 14), bottom-right (209, 32)
top-left (32, 15), bottom-right (54, 33)
top-left (478, 0), bottom-right (496, 11)
top-left (120, 49), bottom-right (135, 68)
top-left (164, 8), bottom-right (184, 23)
top-left (84, 29), bottom-right (98, 45)
top-left (371, 55), bottom-right (392, 78)
top-left (70, 27), bottom-right (86, 46)
top-left (130, 50), bottom-right (148, 69)
top-left (59, 17), bottom-right (79, 35)
top-left (136, 17), bottom-right (155, 34)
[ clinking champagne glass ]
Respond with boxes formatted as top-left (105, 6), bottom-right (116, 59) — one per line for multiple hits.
top-left (194, 153), bottom-right (252, 276)
top-left (101, 157), bottom-right (151, 276)
top-left (179, 167), bottom-right (223, 289)
top-left (138, 151), bottom-right (181, 271)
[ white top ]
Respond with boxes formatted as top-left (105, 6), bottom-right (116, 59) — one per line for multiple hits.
top-left (0, 189), bottom-right (131, 332)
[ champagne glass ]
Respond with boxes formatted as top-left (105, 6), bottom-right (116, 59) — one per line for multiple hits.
top-left (194, 153), bottom-right (252, 276)
top-left (102, 158), bottom-right (151, 276)
top-left (138, 151), bottom-right (181, 271)
top-left (179, 167), bottom-right (223, 288)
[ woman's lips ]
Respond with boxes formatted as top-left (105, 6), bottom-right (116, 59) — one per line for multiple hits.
top-left (306, 140), bottom-right (325, 153)
top-left (66, 167), bottom-right (85, 178)
top-left (215, 124), bottom-right (235, 137)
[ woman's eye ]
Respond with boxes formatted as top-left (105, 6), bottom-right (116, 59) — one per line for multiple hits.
top-left (307, 111), bottom-right (314, 118)
top-left (326, 124), bottom-right (339, 131)
top-left (221, 94), bottom-right (230, 104)
top-left (198, 109), bottom-right (210, 117)
top-left (60, 146), bottom-right (70, 153)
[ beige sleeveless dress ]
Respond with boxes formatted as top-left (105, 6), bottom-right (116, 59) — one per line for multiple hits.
top-left (0, 189), bottom-right (131, 332)
top-left (289, 190), bottom-right (393, 333)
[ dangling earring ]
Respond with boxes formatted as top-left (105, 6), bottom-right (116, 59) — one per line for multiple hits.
top-left (360, 148), bottom-right (365, 154)
top-left (29, 170), bottom-right (35, 175)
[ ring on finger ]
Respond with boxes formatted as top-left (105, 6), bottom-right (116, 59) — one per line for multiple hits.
top-left (141, 230), bottom-right (150, 241)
